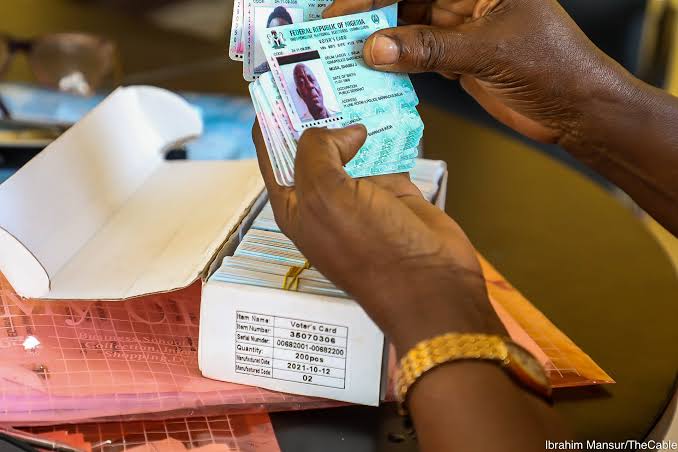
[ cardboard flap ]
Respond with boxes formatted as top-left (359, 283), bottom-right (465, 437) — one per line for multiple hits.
top-left (133, 86), bottom-right (203, 152)
top-left (0, 86), bottom-right (264, 300)
top-left (0, 228), bottom-right (49, 298)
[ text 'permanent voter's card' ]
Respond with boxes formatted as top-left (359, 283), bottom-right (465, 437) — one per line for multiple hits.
top-left (261, 10), bottom-right (419, 130)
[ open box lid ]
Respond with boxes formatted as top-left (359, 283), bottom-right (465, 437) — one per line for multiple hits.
top-left (0, 86), bottom-right (264, 300)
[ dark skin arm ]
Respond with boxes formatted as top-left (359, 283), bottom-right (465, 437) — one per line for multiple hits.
top-left (325, 0), bottom-right (678, 235)
top-left (253, 124), bottom-right (568, 451)
top-left (253, 0), bottom-right (678, 449)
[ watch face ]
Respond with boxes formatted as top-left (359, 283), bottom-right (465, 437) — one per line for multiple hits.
top-left (505, 342), bottom-right (550, 389)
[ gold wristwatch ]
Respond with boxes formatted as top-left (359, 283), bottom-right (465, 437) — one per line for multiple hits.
top-left (397, 333), bottom-right (552, 407)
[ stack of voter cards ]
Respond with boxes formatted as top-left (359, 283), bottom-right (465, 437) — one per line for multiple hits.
top-left (229, 0), bottom-right (396, 80)
top-left (228, 1), bottom-right (424, 186)
top-left (210, 159), bottom-right (446, 294)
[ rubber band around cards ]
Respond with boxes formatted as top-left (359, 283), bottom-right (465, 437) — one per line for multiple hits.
top-left (282, 260), bottom-right (311, 291)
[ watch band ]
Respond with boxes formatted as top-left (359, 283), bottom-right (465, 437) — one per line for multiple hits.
top-left (397, 333), bottom-right (510, 403)
top-left (397, 332), bottom-right (553, 408)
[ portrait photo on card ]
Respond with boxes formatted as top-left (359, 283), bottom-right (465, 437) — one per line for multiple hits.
top-left (277, 51), bottom-right (341, 124)
top-left (253, 5), bottom-right (303, 75)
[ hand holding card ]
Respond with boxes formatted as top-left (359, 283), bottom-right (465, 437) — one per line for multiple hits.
top-left (228, 1), bottom-right (424, 186)
top-left (229, 0), bottom-right (397, 70)
top-left (250, 10), bottom-right (423, 185)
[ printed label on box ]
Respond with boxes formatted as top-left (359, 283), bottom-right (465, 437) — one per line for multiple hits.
top-left (235, 311), bottom-right (348, 388)
top-left (199, 282), bottom-right (385, 405)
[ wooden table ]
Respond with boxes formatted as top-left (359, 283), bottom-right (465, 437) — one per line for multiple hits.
top-left (3, 0), bottom-right (677, 447)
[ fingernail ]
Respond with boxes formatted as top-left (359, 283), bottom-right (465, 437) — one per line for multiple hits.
top-left (369, 35), bottom-right (399, 66)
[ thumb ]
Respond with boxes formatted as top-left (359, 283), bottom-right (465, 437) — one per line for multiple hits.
top-left (363, 25), bottom-right (482, 76)
top-left (295, 124), bottom-right (367, 194)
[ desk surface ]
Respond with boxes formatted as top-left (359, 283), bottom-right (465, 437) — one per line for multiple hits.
top-left (3, 0), bottom-right (677, 448)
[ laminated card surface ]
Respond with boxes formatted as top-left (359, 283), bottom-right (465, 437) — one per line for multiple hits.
top-left (248, 9), bottom-right (422, 186)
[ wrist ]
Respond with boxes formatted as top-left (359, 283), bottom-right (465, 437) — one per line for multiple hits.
top-left (356, 268), bottom-right (507, 358)
top-left (558, 61), bottom-right (646, 156)
top-left (389, 296), bottom-right (507, 359)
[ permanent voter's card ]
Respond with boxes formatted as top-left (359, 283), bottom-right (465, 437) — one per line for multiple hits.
top-left (245, 8), bottom-right (423, 186)
top-left (251, 70), bottom-right (422, 186)
top-left (256, 69), bottom-right (422, 166)
top-left (235, 0), bottom-right (397, 78)
top-left (261, 10), bottom-right (419, 130)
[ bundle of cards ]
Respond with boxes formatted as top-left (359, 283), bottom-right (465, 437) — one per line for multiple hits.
top-left (228, 0), bottom-right (396, 80)
top-left (211, 159), bottom-right (446, 293)
top-left (250, 10), bottom-right (424, 185)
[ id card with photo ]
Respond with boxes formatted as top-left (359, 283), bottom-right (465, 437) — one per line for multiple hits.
top-left (261, 10), bottom-right (418, 130)
top-left (244, 3), bottom-right (398, 81)
top-left (251, 71), bottom-right (422, 186)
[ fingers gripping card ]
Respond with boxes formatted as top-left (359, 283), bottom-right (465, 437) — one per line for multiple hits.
top-left (237, 1), bottom-right (397, 76)
top-left (248, 9), bottom-right (422, 185)
top-left (251, 70), bottom-right (422, 186)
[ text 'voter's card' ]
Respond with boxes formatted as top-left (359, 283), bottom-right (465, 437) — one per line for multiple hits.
top-left (261, 10), bottom-right (419, 130)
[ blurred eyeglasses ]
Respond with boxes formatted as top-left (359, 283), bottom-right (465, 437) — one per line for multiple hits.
top-left (0, 32), bottom-right (122, 119)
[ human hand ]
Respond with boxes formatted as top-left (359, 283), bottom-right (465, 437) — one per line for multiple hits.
top-left (253, 122), bottom-right (505, 355)
top-left (324, 0), bottom-right (631, 145)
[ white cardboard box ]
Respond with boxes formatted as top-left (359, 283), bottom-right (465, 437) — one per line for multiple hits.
top-left (198, 167), bottom-right (448, 406)
top-left (0, 86), bottom-right (265, 300)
